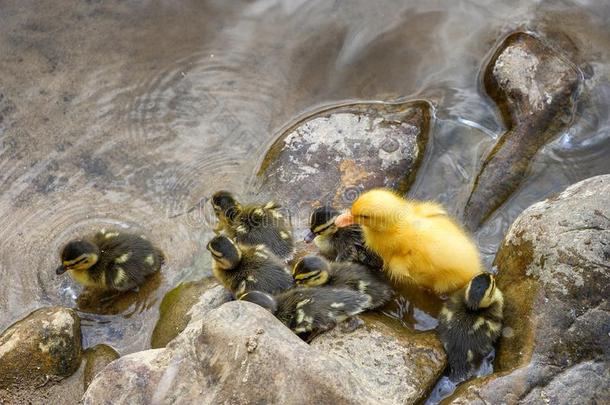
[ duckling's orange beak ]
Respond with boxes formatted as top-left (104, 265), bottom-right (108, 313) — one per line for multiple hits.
top-left (334, 212), bottom-right (355, 228)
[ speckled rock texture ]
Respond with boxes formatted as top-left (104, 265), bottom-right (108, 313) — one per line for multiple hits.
top-left (257, 101), bottom-right (430, 229)
top-left (85, 301), bottom-right (446, 405)
top-left (464, 32), bottom-right (581, 230)
top-left (85, 301), bottom-right (378, 404)
top-left (312, 313), bottom-right (446, 404)
top-left (448, 175), bottom-right (610, 404)
top-left (0, 307), bottom-right (82, 403)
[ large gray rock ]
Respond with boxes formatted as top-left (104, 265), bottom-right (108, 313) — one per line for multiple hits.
top-left (257, 101), bottom-right (430, 230)
top-left (312, 313), bottom-right (446, 404)
top-left (464, 32), bottom-right (581, 230)
top-left (0, 307), bottom-right (83, 404)
top-left (448, 175), bottom-right (610, 404)
top-left (84, 301), bottom-right (380, 404)
top-left (90, 283), bottom-right (447, 405)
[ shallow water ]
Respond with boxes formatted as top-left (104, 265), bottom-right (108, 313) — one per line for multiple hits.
top-left (1, 0), bottom-right (609, 368)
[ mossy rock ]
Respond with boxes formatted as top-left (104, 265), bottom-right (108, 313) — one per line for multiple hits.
top-left (83, 344), bottom-right (120, 390)
top-left (447, 175), bottom-right (610, 404)
top-left (0, 307), bottom-right (82, 389)
top-left (151, 277), bottom-right (229, 348)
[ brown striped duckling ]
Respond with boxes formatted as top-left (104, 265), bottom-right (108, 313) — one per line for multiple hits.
top-left (211, 191), bottom-right (294, 259)
top-left (292, 255), bottom-right (393, 309)
top-left (55, 229), bottom-right (163, 292)
top-left (436, 272), bottom-right (504, 381)
top-left (240, 287), bottom-right (368, 341)
top-left (206, 235), bottom-right (294, 298)
top-left (305, 205), bottom-right (383, 269)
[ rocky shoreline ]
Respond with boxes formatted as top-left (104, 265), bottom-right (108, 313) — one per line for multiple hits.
top-left (1, 31), bottom-right (608, 405)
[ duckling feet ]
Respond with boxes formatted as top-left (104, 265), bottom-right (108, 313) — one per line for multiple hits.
top-left (99, 292), bottom-right (122, 304)
top-left (339, 316), bottom-right (364, 333)
top-left (303, 323), bottom-right (337, 343)
top-left (302, 329), bottom-right (325, 343)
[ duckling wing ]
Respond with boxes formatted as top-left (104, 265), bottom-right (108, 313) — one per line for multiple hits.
top-left (240, 252), bottom-right (294, 295)
top-left (95, 233), bottom-right (162, 291)
top-left (273, 288), bottom-right (357, 333)
top-left (105, 263), bottom-right (139, 291)
top-left (241, 226), bottom-right (294, 258)
top-left (330, 263), bottom-right (393, 309)
top-left (437, 304), bottom-right (497, 381)
top-left (309, 288), bottom-right (369, 326)
top-left (235, 209), bottom-right (294, 258)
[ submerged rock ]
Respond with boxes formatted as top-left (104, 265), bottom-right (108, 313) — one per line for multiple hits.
top-left (257, 101), bottom-right (430, 228)
top-left (464, 32), bottom-right (581, 230)
top-left (151, 277), bottom-right (229, 348)
top-left (448, 175), bottom-right (610, 404)
top-left (312, 313), bottom-right (446, 404)
top-left (83, 344), bottom-right (120, 390)
top-left (85, 301), bottom-right (381, 404)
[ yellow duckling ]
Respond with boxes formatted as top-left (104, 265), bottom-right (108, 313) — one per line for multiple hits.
top-left (334, 188), bottom-right (482, 294)
top-left (55, 229), bottom-right (164, 292)
top-left (436, 272), bottom-right (504, 381)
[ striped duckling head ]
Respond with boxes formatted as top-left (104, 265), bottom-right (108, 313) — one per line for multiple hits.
top-left (292, 255), bottom-right (330, 287)
top-left (56, 239), bottom-right (100, 275)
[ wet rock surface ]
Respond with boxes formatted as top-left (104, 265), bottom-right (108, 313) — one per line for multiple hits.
top-left (448, 175), bottom-right (610, 404)
top-left (312, 313), bottom-right (446, 404)
top-left (151, 278), bottom-right (229, 348)
top-left (257, 101), bottom-right (430, 228)
top-left (464, 32), bottom-right (581, 230)
top-left (85, 301), bottom-right (381, 404)
top-left (0, 307), bottom-right (82, 403)
top-left (83, 344), bottom-right (120, 390)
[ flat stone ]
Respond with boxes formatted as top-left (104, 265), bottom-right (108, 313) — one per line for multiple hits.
top-left (464, 32), bottom-right (580, 230)
top-left (257, 101), bottom-right (430, 229)
top-left (448, 175), bottom-right (610, 404)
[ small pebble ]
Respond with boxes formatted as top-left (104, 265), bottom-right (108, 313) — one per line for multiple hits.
top-left (246, 336), bottom-right (258, 353)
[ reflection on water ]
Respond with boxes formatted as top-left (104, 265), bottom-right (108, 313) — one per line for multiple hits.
top-left (381, 282), bottom-right (442, 331)
top-left (0, 0), bottom-right (609, 374)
